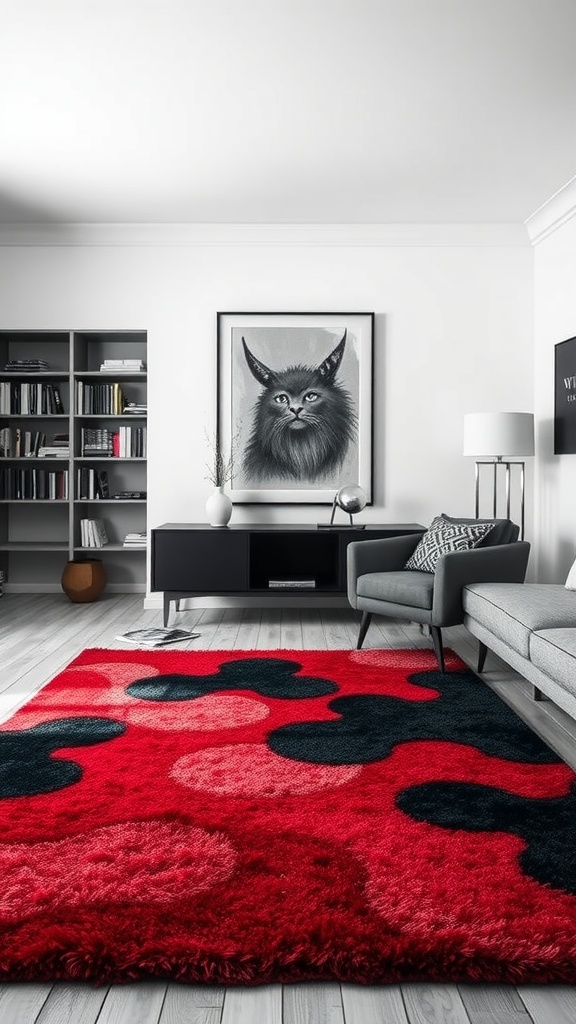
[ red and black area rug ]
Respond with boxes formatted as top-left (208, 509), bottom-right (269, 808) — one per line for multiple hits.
top-left (1, 646), bottom-right (576, 985)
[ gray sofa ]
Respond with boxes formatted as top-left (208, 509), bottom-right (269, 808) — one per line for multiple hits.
top-left (463, 583), bottom-right (576, 721)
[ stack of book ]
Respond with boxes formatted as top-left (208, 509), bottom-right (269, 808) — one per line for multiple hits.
top-left (81, 428), bottom-right (114, 456)
top-left (4, 359), bottom-right (50, 372)
top-left (80, 518), bottom-right (109, 547)
top-left (38, 434), bottom-right (70, 457)
top-left (99, 358), bottom-right (146, 373)
top-left (123, 532), bottom-right (146, 548)
top-left (123, 401), bottom-right (147, 414)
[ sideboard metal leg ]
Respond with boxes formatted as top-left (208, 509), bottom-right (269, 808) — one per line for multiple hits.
top-left (163, 593), bottom-right (171, 627)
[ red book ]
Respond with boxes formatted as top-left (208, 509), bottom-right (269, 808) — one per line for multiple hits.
top-left (112, 432), bottom-right (120, 457)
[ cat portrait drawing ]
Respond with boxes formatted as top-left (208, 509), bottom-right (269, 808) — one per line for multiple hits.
top-left (240, 330), bottom-right (357, 483)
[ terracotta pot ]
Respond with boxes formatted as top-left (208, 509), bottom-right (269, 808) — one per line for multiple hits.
top-left (61, 558), bottom-right (107, 603)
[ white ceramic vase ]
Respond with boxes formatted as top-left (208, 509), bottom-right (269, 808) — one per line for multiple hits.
top-left (205, 485), bottom-right (233, 528)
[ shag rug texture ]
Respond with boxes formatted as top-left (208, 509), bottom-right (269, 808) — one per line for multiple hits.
top-left (1, 646), bottom-right (576, 985)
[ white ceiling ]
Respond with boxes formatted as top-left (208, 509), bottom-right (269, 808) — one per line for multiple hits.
top-left (1, 0), bottom-right (576, 225)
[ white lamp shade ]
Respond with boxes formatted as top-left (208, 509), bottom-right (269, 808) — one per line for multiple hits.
top-left (463, 412), bottom-right (535, 457)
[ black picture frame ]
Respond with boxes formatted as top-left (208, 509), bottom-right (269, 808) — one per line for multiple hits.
top-left (217, 311), bottom-right (374, 504)
top-left (554, 336), bottom-right (576, 454)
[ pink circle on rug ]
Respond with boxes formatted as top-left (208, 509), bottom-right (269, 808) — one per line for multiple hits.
top-left (68, 662), bottom-right (161, 688)
top-left (125, 694), bottom-right (270, 731)
top-left (0, 663), bottom-right (161, 731)
top-left (348, 649), bottom-right (460, 670)
top-left (0, 820), bottom-right (236, 923)
top-left (171, 743), bottom-right (361, 797)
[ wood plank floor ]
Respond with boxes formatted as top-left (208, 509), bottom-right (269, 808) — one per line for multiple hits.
top-left (1, 594), bottom-right (575, 1024)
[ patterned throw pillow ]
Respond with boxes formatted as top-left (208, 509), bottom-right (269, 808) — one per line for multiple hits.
top-left (404, 516), bottom-right (494, 574)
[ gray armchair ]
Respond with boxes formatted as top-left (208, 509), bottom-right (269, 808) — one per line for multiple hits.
top-left (347, 517), bottom-right (530, 672)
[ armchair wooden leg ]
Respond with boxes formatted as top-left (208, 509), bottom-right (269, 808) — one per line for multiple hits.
top-left (430, 626), bottom-right (445, 673)
top-left (356, 612), bottom-right (372, 649)
top-left (477, 641), bottom-right (488, 673)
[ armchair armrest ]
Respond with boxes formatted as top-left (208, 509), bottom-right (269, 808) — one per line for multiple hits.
top-left (432, 541), bottom-right (531, 625)
top-left (347, 533), bottom-right (424, 609)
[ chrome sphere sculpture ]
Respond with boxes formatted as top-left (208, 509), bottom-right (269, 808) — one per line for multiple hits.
top-left (329, 484), bottom-right (367, 527)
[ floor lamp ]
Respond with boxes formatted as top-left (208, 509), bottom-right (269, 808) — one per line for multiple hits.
top-left (463, 412), bottom-right (535, 540)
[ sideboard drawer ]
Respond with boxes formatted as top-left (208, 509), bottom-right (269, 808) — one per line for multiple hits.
top-left (152, 529), bottom-right (248, 592)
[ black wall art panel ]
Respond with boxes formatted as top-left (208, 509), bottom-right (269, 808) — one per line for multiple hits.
top-left (554, 336), bottom-right (576, 454)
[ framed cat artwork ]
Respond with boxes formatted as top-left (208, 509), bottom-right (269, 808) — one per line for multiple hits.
top-left (217, 311), bottom-right (374, 504)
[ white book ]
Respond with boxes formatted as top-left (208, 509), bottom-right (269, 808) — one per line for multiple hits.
top-left (94, 518), bottom-right (108, 546)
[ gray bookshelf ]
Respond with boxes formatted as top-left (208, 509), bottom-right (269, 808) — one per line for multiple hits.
top-left (0, 330), bottom-right (147, 592)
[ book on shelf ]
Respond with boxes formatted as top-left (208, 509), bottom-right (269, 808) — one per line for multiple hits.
top-left (4, 359), bottom-right (50, 372)
top-left (76, 467), bottom-right (110, 499)
top-left (38, 433), bottom-right (70, 458)
top-left (0, 428), bottom-right (46, 457)
top-left (115, 628), bottom-right (200, 647)
top-left (0, 381), bottom-right (64, 415)
top-left (81, 427), bottom-right (114, 456)
top-left (99, 359), bottom-right (146, 373)
top-left (0, 467), bottom-right (68, 500)
top-left (268, 579), bottom-right (316, 588)
top-left (76, 380), bottom-right (126, 414)
top-left (80, 517), bottom-right (109, 548)
top-left (123, 532), bottom-right (146, 548)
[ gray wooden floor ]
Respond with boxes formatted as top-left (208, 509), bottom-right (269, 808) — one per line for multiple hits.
top-left (1, 594), bottom-right (575, 1024)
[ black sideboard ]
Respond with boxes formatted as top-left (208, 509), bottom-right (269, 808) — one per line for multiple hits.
top-left (152, 523), bottom-right (425, 626)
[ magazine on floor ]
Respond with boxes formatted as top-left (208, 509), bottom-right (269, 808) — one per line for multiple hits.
top-left (115, 628), bottom-right (200, 647)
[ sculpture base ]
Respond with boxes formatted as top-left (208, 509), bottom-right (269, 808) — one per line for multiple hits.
top-left (317, 524), bottom-right (366, 530)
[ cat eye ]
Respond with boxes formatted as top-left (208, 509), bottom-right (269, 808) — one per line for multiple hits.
top-left (304, 392), bottom-right (319, 403)
top-left (274, 393), bottom-right (289, 404)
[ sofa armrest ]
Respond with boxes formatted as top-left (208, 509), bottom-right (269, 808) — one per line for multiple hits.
top-left (347, 533), bottom-right (424, 609)
top-left (432, 541), bottom-right (530, 625)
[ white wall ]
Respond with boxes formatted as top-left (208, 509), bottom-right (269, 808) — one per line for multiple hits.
top-left (0, 226), bottom-right (534, 594)
top-left (533, 213), bottom-right (576, 581)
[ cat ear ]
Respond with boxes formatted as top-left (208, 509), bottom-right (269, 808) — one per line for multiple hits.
top-left (317, 329), bottom-right (347, 381)
top-left (242, 338), bottom-right (279, 387)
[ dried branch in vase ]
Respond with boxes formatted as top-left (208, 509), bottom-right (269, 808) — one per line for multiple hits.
top-left (204, 430), bottom-right (240, 487)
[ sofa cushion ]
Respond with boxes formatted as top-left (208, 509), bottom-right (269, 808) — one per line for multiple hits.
top-left (357, 571), bottom-right (434, 610)
top-left (530, 629), bottom-right (576, 697)
top-left (463, 583), bottom-right (576, 659)
top-left (440, 513), bottom-right (519, 546)
top-left (404, 517), bottom-right (494, 573)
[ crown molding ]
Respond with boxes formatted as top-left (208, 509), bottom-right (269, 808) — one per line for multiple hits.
top-left (525, 176), bottom-right (576, 245)
top-left (0, 222), bottom-right (530, 248)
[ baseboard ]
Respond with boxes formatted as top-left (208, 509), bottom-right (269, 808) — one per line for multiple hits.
top-left (4, 583), bottom-right (146, 594)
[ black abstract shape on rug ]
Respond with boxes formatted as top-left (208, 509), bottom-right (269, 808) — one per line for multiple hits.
top-left (396, 780), bottom-right (576, 894)
top-left (0, 717), bottom-right (126, 798)
top-left (127, 658), bottom-right (339, 702)
top-left (267, 669), bottom-right (561, 765)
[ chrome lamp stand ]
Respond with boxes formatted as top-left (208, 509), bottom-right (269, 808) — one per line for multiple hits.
top-left (474, 457), bottom-right (526, 540)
